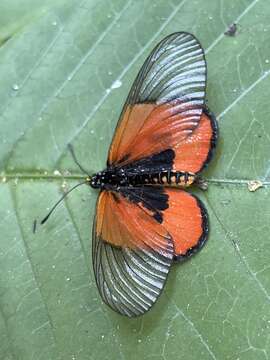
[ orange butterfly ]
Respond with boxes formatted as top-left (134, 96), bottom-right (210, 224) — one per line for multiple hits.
top-left (89, 32), bottom-right (218, 316)
top-left (41, 32), bottom-right (218, 317)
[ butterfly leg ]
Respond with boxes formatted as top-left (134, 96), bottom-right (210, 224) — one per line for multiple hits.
top-left (67, 143), bottom-right (91, 176)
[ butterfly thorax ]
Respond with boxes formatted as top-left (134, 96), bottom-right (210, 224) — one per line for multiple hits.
top-left (90, 168), bottom-right (128, 189)
top-left (90, 168), bottom-right (195, 189)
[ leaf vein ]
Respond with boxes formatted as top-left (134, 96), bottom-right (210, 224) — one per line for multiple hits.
top-left (8, 183), bottom-right (59, 354)
top-left (206, 194), bottom-right (270, 303)
top-left (218, 70), bottom-right (270, 119)
top-left (173, 302), bottom-right (217, 360)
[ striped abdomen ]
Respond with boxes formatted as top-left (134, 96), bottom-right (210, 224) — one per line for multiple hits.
top-left (131, 171), bottom-right (196, 187)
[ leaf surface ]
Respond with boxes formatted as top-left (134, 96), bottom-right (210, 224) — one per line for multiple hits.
top-left (1, 1), bottom-right (270, 359)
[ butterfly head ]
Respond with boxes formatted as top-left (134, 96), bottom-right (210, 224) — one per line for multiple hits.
top-left (90, 168), bottom-right (129, 189)
top-left (90, 173), bottom-right (103, 189)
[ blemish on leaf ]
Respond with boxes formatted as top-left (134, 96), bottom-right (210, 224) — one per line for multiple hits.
top-left (247, 180), bottom-right (263, 192)
top-left (53, 170), bottom-right (61, 176)
top-left (224, 23), bottom-right (237, 36)
top-left (61, 180), bottom-right (68, 192)
top-left (12, 84), bottom-right (19, 91)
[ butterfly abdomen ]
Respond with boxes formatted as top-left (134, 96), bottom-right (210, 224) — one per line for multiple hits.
top-left (129, 171), bottom-right (196, 187)
top-left (91, 169), bottom-right (196, 189)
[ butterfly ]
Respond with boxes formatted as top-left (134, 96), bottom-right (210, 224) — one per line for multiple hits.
top-left (87, 32), bottom-right (218, 317)
top-left (41, 32), bottom-right (218, 317)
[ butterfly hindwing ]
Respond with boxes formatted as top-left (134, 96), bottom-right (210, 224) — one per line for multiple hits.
top-left (172, 106), bottom-right (218, 173)
top-left (92, 189), bottom-right (174, 317)
top-left (121, 186), bottom-right (209, 261)
top-left (162, 188), bottom-right (209, 261)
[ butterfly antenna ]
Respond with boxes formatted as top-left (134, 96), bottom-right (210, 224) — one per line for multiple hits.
top-left (39, 179), bottom-right (90, 226)
top-left (67, 143), bottom-right (91, 177)
top-left (34, 145), bottom-right (93, 231)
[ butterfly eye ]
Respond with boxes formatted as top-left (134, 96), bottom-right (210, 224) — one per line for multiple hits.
top-left (90, 175), bottom-right (101, 188)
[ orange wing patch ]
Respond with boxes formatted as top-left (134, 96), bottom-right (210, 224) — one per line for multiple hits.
top-left (172, 111), bottom-right (216, 173)
top-left (109, 102), bottom-right (203, 164)
top-left (162, 189), bottom-right (208, 260)
top-left (96, 191), bottom-right (172, 254)
top-left (108, 103), bottom-right (217, 175)
top-left (96, 188), bottom-right (208, 261)
top-left (108, 103), bottom-right (156, 165)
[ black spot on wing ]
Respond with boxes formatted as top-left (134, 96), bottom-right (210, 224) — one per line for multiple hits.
top-left (121, 186), bottom-right (168, 211)
top-left (121, 149), bottom-right (175, 175)
top-left (120, 186), bottom-right (168, 223)
top-left (153, 212), bottom-right (163, 223)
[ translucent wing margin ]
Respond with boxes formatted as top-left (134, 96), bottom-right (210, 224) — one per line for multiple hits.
top-left (128, 32), bottom-right (206, 105)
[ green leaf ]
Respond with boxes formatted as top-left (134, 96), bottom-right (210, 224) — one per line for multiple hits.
top-left (1, 0), bottom-right (270, 359)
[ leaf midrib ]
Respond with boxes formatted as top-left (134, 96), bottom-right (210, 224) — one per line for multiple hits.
top-left (1, 173), bottom-right (269, 187)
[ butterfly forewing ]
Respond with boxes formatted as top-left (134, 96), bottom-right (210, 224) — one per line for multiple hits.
top-left (92, 191), bottom-right (174, 317)
top-left (108, 32), bottom-right (207, 168)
